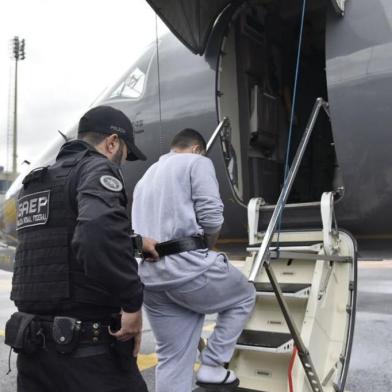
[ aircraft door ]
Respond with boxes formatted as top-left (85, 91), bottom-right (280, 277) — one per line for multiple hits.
top-left (144, 0), bottom-right (239, 54)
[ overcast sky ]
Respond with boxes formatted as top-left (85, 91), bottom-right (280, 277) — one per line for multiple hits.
top-left (0, 0), bottom-right (168, 172)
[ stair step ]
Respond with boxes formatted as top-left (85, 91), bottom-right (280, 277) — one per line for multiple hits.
top-left (254, 282), bottom-right (311, 298)
top-left (236, 330), bottom-right (293, 353)
top-left (237, 389), bottom-right (265, 392)
top-left (269, 250), bottom-right (352, 262)
top-left (194, 388), bottom-right (264, 392)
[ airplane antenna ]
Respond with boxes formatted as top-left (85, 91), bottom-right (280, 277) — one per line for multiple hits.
top-left (276, 0), bottom-right (307, 248)
top-left (155, 13), bottom-right (163, 154)
top-left (57, 130), bottom-right (69, 142)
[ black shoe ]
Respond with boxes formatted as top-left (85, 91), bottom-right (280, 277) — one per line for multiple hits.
top-left (196, 371), bottom-right (240, 391)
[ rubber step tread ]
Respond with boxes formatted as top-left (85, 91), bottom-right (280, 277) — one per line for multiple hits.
top-left (256, 240), bottom-right (320, 247)
top-left (237, 329), bottom-right (291, 349)
top-left (194, 388), bottom-right (264, 392)
top-left (254, 282), bottom-right (310, 294)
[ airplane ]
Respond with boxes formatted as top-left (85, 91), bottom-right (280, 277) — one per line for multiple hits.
top-left (1, 0), bottom-right (391, 391)
top-left (1, 0), bottom-right (391, 257)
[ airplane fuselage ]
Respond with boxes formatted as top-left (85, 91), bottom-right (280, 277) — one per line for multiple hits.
top-left (1, 0), bottom-right (392, 259)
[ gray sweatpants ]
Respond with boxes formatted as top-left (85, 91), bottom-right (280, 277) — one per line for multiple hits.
top-left (144, 257), bottom-right (256, 392)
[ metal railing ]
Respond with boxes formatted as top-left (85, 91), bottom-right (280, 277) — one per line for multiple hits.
top-left (206, 117), bottom-right (229, 152)
top-left (248, 97), bottom-right (330, 282)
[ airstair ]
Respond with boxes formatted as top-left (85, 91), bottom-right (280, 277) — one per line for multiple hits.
top-left (196, 98), bottom-right (357, 392)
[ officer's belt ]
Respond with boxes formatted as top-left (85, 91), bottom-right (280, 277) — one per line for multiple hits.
top-left (155, 236), bottom-right (207, 257)
top-left (39, 320), bottom-right (113, 345)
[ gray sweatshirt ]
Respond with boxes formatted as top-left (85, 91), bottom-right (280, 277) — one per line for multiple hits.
top-left (132, 152), bottom-right (224, 290)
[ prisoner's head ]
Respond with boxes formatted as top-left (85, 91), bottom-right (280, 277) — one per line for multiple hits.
top-left (170, 128), bottom-right (206, 156)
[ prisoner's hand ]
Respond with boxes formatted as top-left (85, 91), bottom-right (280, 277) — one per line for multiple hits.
top-left (142, 237), bottom-right (159, 261)
top-left (109, 310), bottom-right (142, 355)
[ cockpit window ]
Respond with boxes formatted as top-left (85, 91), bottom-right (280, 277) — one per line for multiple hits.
top-left (107, 46), bottom-right (154, 101)
top-left (110, 67), bottom-right (146, 99)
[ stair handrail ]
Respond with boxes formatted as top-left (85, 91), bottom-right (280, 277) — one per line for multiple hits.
top-left (248, 97), bottom-right (330, 282)
top-left (206, 117), bottom-right (229, 152)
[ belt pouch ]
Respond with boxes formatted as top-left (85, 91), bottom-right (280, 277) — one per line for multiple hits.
top-left (5, 312), bottom-right (41, 354)
top-left (52, 316), bottom-right (81, 354)
top-left (112, 338), bottom-right (138, 372)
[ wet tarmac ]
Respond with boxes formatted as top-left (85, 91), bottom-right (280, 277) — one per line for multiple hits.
top-left (0, 261), bottom-right (391, 391)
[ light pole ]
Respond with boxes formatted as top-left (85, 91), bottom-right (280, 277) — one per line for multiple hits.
top-left (10, 36), bottom-right (26, 176)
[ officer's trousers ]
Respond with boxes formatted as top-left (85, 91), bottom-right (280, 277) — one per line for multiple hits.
top-left (144, 256), bottom-right (256, 392)
top-left (16, 344), bottom-right (148, 392)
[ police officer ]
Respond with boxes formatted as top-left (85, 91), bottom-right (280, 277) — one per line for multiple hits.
top-left (6, 105), bottom-right (158, 391)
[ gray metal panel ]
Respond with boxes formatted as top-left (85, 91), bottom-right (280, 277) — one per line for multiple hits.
top-left (326, 0), bottom-right (392, 236)
top-left (145, 0), bottom-right (237, 54)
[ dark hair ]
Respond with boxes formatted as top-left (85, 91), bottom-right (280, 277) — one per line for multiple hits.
top-left (170, 128), bottom-right (206, 151)
top-left (78, 131), bottom-right (108, 146)
top-left (79, 131), bottom-right (126, 156)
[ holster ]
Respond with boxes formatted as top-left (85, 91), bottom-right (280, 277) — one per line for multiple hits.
top-left (52, 316), bottom-right (82, 354)
top-left (5, 312), bottom-right (43, 354)
top-left (111, 338), bottom-right (138, 372)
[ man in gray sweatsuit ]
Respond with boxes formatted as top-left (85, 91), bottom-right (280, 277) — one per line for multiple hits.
top-left (132, 129), bottom-right (256, 392)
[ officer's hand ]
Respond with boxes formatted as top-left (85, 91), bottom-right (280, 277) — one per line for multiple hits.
top-left (142, 237), bottom-right (159, 261)
top-left (109, 310), bottom-right (142, 353)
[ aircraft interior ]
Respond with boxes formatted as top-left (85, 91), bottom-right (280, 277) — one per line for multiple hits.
top-left (217, 0), bottom-right (343, 206)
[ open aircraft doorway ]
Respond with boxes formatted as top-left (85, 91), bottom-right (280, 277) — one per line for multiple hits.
top-left (216, 1), bottom-right (342, 208)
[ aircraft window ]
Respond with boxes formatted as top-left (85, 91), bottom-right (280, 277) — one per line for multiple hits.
top-left (108, 47), bottom-right (154, 100)
top-left (110, 67), bottom-right (146, 99)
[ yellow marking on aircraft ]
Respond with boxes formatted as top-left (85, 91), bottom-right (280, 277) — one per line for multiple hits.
top-left (137, 353), bottom-right (158, 371)
top-left (137, 353), bottom-right (202, 373)
top-left (4, 198), bottom-right (16, 225)
top-left (137, 353), bottom-right (201, 373)
top-left (0, 330), bottom-right (4, 337)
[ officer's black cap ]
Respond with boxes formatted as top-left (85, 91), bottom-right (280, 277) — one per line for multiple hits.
top-left (78, 106), bottom-right (146, 161)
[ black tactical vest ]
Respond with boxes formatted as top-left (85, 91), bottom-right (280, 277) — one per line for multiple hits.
top-left (11, 151), bottom-right (114, 313)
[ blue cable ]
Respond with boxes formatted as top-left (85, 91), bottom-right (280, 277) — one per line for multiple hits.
top-left (276, 0), bottom-right (307, 249)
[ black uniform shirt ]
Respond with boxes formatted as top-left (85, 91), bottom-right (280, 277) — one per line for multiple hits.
top-left (58, 140), bottom-right (143, 317)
